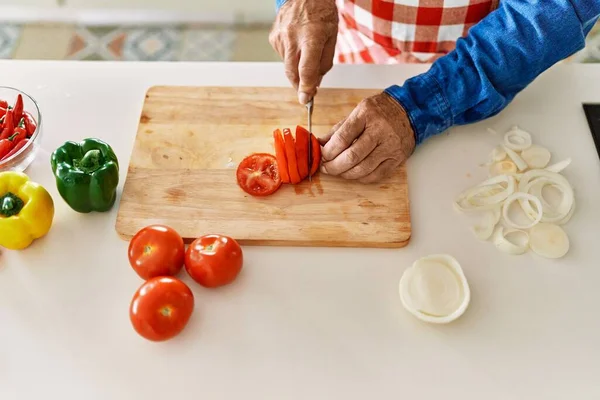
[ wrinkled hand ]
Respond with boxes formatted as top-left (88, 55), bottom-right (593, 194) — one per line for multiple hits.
top-left (320, 92), bottom-right (416, 183)
top-left (268, 0), bottom-right (339, 104)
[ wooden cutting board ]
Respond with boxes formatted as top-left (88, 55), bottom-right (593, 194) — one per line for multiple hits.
top-left (115, 86), bottom-right (411, 248)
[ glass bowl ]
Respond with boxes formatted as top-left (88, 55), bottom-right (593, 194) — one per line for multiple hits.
top-left (0, 87), bottom-right (43, 173)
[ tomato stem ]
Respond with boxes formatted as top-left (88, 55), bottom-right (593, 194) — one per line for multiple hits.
top-left (160, 306), bottom-right (172, 317)
top-left (0, 192), bottom-right (24, 217)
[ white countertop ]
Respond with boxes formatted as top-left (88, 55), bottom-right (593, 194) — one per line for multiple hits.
top-left (1, 60), bottom-right (599, 400)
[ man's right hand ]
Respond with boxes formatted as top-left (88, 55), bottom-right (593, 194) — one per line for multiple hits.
top-left (269, 0), bottom-right (339, 105)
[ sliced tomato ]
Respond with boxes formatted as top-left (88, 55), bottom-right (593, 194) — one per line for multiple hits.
top-left (309, 133), bottom-right (322, 176)
top-left (236, 153), bottom-right (282, 196)
top-left (294, 125), bottom-right (310, 180)
top-left (283, 128), bottom-right (302, 184)
top-left (273, 129), bottom-right (290, 183)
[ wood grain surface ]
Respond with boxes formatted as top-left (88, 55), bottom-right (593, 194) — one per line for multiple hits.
top-left (115, 86), bottom-right (411, 248)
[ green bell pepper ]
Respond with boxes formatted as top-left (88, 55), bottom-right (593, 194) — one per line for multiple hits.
top-left (50, 138), bottom-right (119, 213)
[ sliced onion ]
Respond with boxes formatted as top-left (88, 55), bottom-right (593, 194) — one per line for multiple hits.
top-left (493, 226), bottom-right (530, 255)
top-left (502, 192), bottom-right (543, 230)
top-left (521, 145), bottom-right (551, 169)
top-left (503, 145), bottom-right (529, 171)
top-left (399, 254), bottom-right (470, 324)
top-left (504, 127), bottom-right (532, 151)
top-left (557, 198), bottom-right (576, 225)
top-left (529, 223), bottom-right (570, 259)
top-left (491, 145), bottom-right (507, 162)
top-left (454, 175), bottom-right (516, 212)
top-left (545, 158), bottom-right (571, 173)
top-left (472, 208), bottom-right (501, 240)
top-left (527, 179), bottom-right (557, 212)
top-left (518, 170), bottom-right (574, 223)
top-left (528, 180), bottom-right (577, 226)
top-left (489, 160), bottom-right (517, 177)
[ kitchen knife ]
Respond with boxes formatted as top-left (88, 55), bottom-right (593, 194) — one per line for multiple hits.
top-left (583, 103), bottom-right (600, 161)
top-left (306, 98), bottom-right (314, 182)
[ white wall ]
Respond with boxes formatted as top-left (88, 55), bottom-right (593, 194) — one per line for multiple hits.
top-left (65, 0), bottom-right (275, 18)
top-left (0, 0), bottom-right (277, 23)
top-left (0, 0), bottom-right (57, 6)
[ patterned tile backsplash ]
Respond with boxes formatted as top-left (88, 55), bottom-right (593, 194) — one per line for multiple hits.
top-left (0, 23), bottom-right (278, 62)
top-left (0, 21), bottom-right (599, 63)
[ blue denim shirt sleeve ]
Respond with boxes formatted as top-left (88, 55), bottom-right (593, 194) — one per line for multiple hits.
top-left (276, 0), bottom-right (288, 12)
top-left (385, 0), bottom-right (600, 145)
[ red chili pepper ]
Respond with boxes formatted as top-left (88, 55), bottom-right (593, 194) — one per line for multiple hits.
top-left (0, 109), bottom-right (14, 140)
top-left (11, 126), bottom-right (27, 144)
top-left (23, 111), bottom-right (37, 137)
top-left (0, 138), bottom-right (15, 160)
top-left (0, 100), bottom-right (7, 109)
top-left (1, 138), bottom-right (29, 161)
top-left (0, 108), bottom-right (6, 119)
top-left (12, 94), bottom-right (23, 126)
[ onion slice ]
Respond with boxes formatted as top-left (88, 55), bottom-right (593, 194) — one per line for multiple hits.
top-left (518, 170), bottom-right (574, 223)
top-left (529, 223), bottom-right (570, 259)
top-left (399, 254), bottom-right (470, 324)
top-left (503, 146), bottom-right (529, 171)
top-left (545, 158), bottom-right (571, 173)
top-left (489, 160), bottom-right (517, 177)
top-left (504, 127), bottom-right (532, 151)
top-left (502, 192), bottom-right (543, 230)
top-left (491, 145), bottom-right (507, 162)
top-left (521, 145), bottom-right (551, 169)
top-left (472, 208), bottom-right (501, 240)
top-left (493, 226), bottom-right (530, 255)
top-left (454, 175), bottom-right (516, 212)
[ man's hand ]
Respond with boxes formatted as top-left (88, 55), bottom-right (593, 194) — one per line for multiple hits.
top-left (269, 0), bottom-right (338, 105)
top-left (320, 92), bottom-right (416, 183)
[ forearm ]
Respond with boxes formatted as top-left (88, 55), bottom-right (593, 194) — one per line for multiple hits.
top-left (386, 0), bottom-right (600, 145)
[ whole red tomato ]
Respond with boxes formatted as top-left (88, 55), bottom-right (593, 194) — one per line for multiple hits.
top-left (129, 276), bottom-right (194, 341)
top-left (184, 234), bottom-right (243, 288)
top-left (128, 225), bottom-right (185, 280)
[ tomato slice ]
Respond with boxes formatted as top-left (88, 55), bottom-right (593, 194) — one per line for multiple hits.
top-left (309, 133), bottom-right (322, 176)
top-left (294, 125), bottom-right (310, 180)
top-left (283, 128), bottom-right (302, 184)
top-left (236, 153), bottom-right (282, 196)
top-left (273, 129), bottom-right (290, 183)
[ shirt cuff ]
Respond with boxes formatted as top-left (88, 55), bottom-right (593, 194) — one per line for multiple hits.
top-left (276, 0), bottom-right (288, 12)
top-left (384, 71), bottom-right (453, 146)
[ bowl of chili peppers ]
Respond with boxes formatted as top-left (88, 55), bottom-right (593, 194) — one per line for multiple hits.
top-left (0, 87), bottom-right (41, 172)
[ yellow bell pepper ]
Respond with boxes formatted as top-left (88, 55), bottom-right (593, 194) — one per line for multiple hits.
top-left (0, 171), bottom-right (54, 250)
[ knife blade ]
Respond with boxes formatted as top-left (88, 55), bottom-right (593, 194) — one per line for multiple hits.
top-left (306, 98), bottom-right (314, 182)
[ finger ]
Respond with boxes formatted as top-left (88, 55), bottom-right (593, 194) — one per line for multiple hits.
top-left (338, 146), bottom-right (387, 180)
top-left (273, 38), bottom-right (285, 59)
top-left (268, 31), bottom-right (284, 58)
top-left (321, 108), bottom-right (366, 161)
top-left (284, 45), bottom-right (300, 90)
top-left (358, 159), bottom-right (399, 184)
top-left (298, 39), bottom-right (325, 104)
top-left (320, 34), bottom-right (337, 76)
top-left (321, 132), bottom-right (378, 176)
top-left (319, 118), bottom-right (346, 147)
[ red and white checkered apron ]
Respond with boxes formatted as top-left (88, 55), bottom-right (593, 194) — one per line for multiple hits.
top-left (334, 0), bottom-right (500, 64)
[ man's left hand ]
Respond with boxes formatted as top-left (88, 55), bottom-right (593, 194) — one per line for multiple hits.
top-left (319, 92), bottom-right (416, 183)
